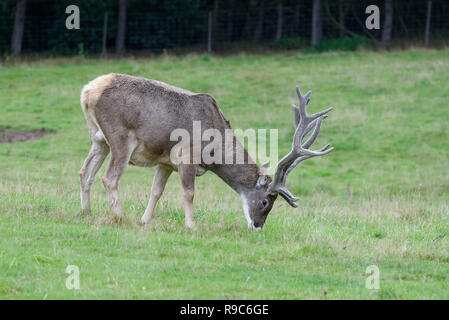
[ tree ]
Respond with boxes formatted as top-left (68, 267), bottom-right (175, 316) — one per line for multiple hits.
top-left (338, 0), bottom-right (350, 38)
top-left (381, 0), bottom-right (393, 44)
top-left (102, 12), bottom-right (109, 56)
top-left (227, 0), bottom-right (234, 41)
top-left (291, 2), bottom-right (300, 37)
top-left (212, 0), bottom-right (218, 43)
top-left (253, 0), bottom-right (265, 41)
top-left (424, 0), bottom-right (432, 46)
top-left (11, 0), bottom-right (27, 55)
top-left (311, 0), bottom-right (322, 46)
top-left (115, 0), bottom-right (127, 54)
top-left (275, 0), bottom-right (283, 41)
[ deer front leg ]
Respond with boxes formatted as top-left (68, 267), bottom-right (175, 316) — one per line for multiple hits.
top-left (141, 165), bottom-right (173, 225)
top-left (178, 164), bottom-right (196, 229)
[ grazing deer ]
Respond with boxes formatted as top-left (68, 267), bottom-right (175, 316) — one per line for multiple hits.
top-left (79, 73), bottom-right (333, 230)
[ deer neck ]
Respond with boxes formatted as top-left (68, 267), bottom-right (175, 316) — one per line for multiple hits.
top-left (212, 138), bottom-right (260, 193)
top-left (212, 162), bottom-right (260, 195)
top-left (208, 124), bottom-right (260, 195)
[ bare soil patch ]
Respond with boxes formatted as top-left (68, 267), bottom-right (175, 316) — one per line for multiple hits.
top-left (0, 128), bottom-right (53, 143)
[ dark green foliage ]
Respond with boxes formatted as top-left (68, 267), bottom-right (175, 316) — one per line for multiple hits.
top-left (310, 36), bottom-right (372, 52)
top-left (269, 37), bottom-right (306, 50)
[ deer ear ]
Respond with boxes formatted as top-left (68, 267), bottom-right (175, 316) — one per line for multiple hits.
top-left (256, 162), bottom-right (270, 189)
top-left (259, 161), bottom-right (270, 175)
top-left (256, 175), bottom-right (268, 189)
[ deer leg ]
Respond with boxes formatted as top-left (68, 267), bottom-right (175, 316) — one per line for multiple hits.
top-left (140, 165), bottom-right (173, 225)
top-left (79, 140), bottom-right (110, 213)
top-left (102, 136), bottom-right (137, 217)
top-left (178, 164), bottom-right (197, 229)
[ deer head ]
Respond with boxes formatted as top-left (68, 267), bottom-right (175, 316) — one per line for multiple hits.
top-left (242, 86), bottom-right (333, 230)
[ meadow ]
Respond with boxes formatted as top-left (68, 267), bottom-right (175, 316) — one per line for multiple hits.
top-left (0, 49), bottom-right (448, 299)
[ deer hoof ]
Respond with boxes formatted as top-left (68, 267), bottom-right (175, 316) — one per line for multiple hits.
top-left (185, 220), bottom-right (196, 230)
top-left (140, 215), bottom-right (151, 226)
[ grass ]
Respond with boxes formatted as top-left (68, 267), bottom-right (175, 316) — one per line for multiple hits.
top-left (0, 49), bottom-right (448, 299)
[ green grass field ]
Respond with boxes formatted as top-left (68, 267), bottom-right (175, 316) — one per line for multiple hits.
top-left (0, 50), bottom-right (448, 299)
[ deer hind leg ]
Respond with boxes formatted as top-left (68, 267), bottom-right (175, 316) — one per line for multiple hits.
top-left (140, 165), bottom-right (173, 225)
top-left (79, 138), bottom-right (110, 213)
top-left (178, 164), bottom-right (197, 229)
top-left (102, 135), bottom-right (137, 217)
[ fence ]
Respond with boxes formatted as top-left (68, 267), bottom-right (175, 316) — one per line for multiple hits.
top-left (1, 0), bottom-right (448, 56)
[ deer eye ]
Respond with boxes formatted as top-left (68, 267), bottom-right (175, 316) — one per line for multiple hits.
top-left (262, 199), bottom-right (268, 207)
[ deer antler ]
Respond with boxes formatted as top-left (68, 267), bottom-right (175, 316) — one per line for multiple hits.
top-left (268, 86), bottom-right (333, 207)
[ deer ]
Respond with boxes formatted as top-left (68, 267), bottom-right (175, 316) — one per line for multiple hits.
top-left (79, 73), bottom-right (333, 230)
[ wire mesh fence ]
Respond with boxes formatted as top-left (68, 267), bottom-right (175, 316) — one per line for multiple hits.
top-left (1, 0), bottom-right (448, 56)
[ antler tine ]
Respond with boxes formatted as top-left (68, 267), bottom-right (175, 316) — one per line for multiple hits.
top-left (303, 115), bottom-right (327, 149)
top-left (285, 143), bottom-right (334, 178)
top-left (268, 86), bottom-right (333, 207)
top-left (283, 141), bottom-right (333, 186)
top-left (292, 86), bottom-right (332, 128)
top-left (296, 86), bottom-right (311, 105)
top-left (295, 85), bottom-right (333, 123)
top-left (292, 104), bottom-right (300, 127)
top-left (300, 115), bottom-right (324, 139)
top-left (278, 188), bottom-right (300, 208)
top-left (295, 86), bottom-right (311, 120)
top-left (309, 107), bottom-right (333, 122)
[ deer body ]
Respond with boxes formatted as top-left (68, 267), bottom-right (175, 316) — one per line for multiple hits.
top-left (79, 73), bottom-right (332, 230)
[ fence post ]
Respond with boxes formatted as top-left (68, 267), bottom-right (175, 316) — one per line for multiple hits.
top-left (208, 11), bottom-right (212, 52)
top-left (102, 12), bottom-right (108, 56)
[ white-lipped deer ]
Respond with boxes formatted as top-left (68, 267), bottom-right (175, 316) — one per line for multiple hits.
top-left (79, 73), bottom-right (333, 230)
